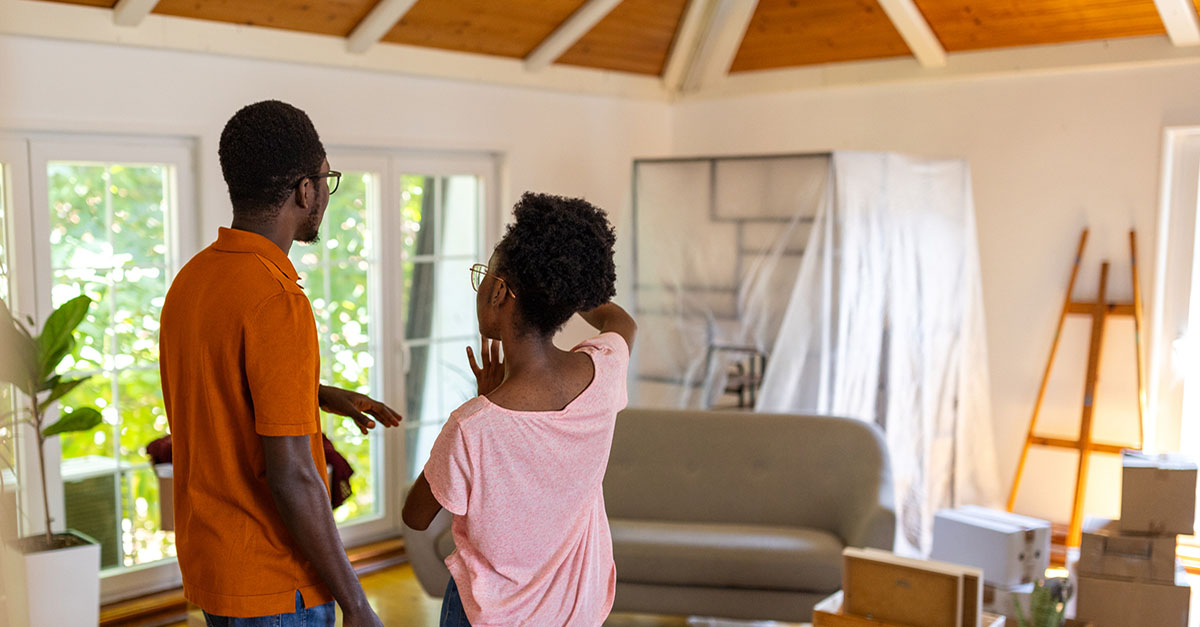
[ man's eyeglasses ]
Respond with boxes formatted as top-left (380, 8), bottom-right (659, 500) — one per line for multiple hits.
top-left (470, 263), bottom-right (516, 298)
top-left (295, 170), bottom-right (342, 195)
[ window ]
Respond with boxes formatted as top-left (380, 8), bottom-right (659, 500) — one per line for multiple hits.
top-left (288, 151), bottom-right (494, 541)
top-left (48, 161), bottom-right (177, 569)
top-left (399, 173), bottom-right (485, 482)
top-left (291, 169), bottom-right (382, 524)
top-left (2, 137), bottom-right (492, 599)
top-left (21, 138), bottom-right (194, 601)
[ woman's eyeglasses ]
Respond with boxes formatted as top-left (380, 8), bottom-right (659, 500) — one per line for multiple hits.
top-left (295, 170), bottom-right (342, 195)
top-left (470, 263), bottom-right (516, 298)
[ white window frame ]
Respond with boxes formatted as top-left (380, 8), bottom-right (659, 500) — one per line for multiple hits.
top-left (3, 134), bottom-right (197, 602)
top-left (310, 149), bottom-right (498, 545)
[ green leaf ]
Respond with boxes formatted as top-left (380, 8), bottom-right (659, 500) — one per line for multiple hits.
top-left (41, 407), bottom-right (102, 438)
top-left (36, 295), bottom-right (92, 381)
top-left (38, 377), bottom-right (90, 413)
top-left (0, 299), bottom-right (38, 393)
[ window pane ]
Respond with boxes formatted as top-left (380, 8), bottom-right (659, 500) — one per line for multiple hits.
top-left (325, 172), bottom-right (372, 264)
top-left (117, 369), bottom-right (167, 464)
top-left (51, 272), bottom-right (112, 372)
top-left (400, 175), bottom-right (435, 259)
top-left (441, 176), bottom-right (479, 258)
top-left (112, 266), bottom-right (166, 366)
top-left (50, 160), bottom-right (173, 573)
top-left (436, 341), bottom-right (476, 418)
top-left (109, 165), bottom-right (167, 265)
top-left (294, 171), bottom-right (381, 523)
top-left (402, 261), bottom-right (434, 341)
top-left (403, 340), bottom-right (477, 482)
top-left (120, 467), bottom-right (175, 567)
top-left (58, 375), bottom-right (114, 462)
top-left (47, 164), bottom-right (111, 269)
top-left (433, 258), bottom-right (477, 340)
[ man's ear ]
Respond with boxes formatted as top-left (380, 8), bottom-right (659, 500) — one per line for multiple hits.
top-left (294, 178), bottom-right (313, 209)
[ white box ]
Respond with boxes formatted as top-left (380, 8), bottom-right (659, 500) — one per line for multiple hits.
top-left (1076, 567), bottom-right (1191, 627)
top-left (1119, 451), bottom-right (1197, 536)
top-left (982, 583), bottom-right (1033, 624)
top-left (1079, 517), bottom-right (1177, 583)
top-left (931, 506), bottom-right (1051, 587)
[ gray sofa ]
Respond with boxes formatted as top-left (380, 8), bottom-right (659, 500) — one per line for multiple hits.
top-left (403, 408), bottom-right (895, 622)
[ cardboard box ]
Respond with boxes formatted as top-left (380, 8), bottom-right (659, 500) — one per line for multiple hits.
top-left (843, 547), bottom-right (983, 627)
top-left (1075, 568), bottom-right (1191, 627)
top-left (931, 505), bottom-right (1051, 587)
top-left (813, 591), bottom-right (1006, 627)
top-left (1078, 517), bottom-right (1177, 583)
top-left (1119, 451), bottom-right (1197, 536)
top-left (982, 583), bottom-right (1033, 623)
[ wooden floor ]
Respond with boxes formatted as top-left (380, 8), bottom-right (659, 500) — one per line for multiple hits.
top-left (169, 563), bottom-right (701, 626)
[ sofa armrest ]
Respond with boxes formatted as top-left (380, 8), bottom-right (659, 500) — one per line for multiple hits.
top-left (841, 501), bottom-right (896, 550)
top-left (403, 507), bottom-right (452, 597)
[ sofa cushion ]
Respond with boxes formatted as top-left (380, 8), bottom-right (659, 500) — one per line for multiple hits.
top-left (610, 519), bottom-right (844, 592)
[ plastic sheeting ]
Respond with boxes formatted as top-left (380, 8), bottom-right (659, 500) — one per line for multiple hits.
top-left (630, 151), bottom-right (1000, 556)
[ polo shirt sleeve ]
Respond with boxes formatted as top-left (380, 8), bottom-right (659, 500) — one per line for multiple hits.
top-left (245, 292), bottom-right (321, 437)
top-left (424, 419), bottom-right (471, 516)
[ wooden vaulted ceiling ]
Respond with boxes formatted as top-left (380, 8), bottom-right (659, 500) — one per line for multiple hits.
top-left (31, 0), bottom-right (1197, 77)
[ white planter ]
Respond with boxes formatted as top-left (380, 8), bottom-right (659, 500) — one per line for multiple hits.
top-left (23, 532), bottom-right (100, 627)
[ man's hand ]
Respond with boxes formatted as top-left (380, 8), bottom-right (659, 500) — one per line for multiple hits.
top-left (467, 335), bottom-right (505, 397)
top-left (318, 386), bottom-right (402, 435)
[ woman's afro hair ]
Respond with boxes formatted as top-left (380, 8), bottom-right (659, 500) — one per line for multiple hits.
top-left (494, 192), bottom-right (617, 336)
top-left (218, 100), bottom-right (325, 217)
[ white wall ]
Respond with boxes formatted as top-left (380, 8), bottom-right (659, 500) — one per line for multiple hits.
top-left (671, 64), bottom-right (1200, 521)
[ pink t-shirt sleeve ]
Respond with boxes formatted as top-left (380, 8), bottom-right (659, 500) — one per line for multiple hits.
top-left (424, 418), bottom-right (471, 516)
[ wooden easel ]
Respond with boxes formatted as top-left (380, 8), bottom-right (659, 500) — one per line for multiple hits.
top-left (1007, 229), bottom-right (1146, 547)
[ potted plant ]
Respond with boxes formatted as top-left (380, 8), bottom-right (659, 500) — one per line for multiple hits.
top-left (0, 295), bottom-right (103, 626)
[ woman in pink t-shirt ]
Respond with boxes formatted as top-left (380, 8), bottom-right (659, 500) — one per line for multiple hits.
top-left (403, 192), bottom-right (636, 626)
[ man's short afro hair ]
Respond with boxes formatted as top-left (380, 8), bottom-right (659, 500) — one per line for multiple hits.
top-left (494, 192), bottom-right (617, 336)
top-left (218, 100), bottom-right (325, 216)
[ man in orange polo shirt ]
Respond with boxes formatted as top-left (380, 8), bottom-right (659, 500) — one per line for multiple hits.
top-left (160, 100), bottom-right (400, 627)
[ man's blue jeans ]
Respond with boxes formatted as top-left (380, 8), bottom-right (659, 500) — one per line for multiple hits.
top-left (203, 591), bottom-right (334, 627)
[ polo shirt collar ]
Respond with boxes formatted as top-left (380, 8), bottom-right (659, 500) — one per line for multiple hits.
top-left (212, 227), bottom-right (300, 282)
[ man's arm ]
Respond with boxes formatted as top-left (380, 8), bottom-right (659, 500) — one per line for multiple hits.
top-left (579, 302), bottom-right (637, 353)
top-left (263, 435), bottom-right (381, 627)
top-left (402, 471), bottom-right (442, 531)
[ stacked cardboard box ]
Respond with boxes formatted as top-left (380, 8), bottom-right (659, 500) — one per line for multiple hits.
top-left (930, 505), bottom-right (1051, 623)
top-left (1074, 451), bottom-right (1195, 627)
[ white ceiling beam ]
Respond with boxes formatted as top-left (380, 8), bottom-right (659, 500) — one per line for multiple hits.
top-left (347, 0), bottom-right (419, 54)
top-left (525, 0), bottom-right (624, 72)
top-left (112, 0), bottom-right (159, 27)
top-left (662, 0), bottom-right (714, 94)
top-left (877, 0), bottom-right (946, 68)
top-left (681, 0), bottom-right (758, 93)
top-left (1154, 0), bottom-right (1200, 46)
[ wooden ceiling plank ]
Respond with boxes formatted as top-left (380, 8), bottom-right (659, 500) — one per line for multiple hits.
top-left (1154, 0), bottom-right (1200, 45)
top-left (525, 0), bottom-right (624, 71)
top-left (877, 0), bottom-right (946, 67)
top-left (113, 0), bottom-right (158, 26)
top-left (663, 0), bottom-right (713, 92)
top-left (682, 0), bottom-right (758, 92)
top-left (348, 0), bottom-right (420, 54)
